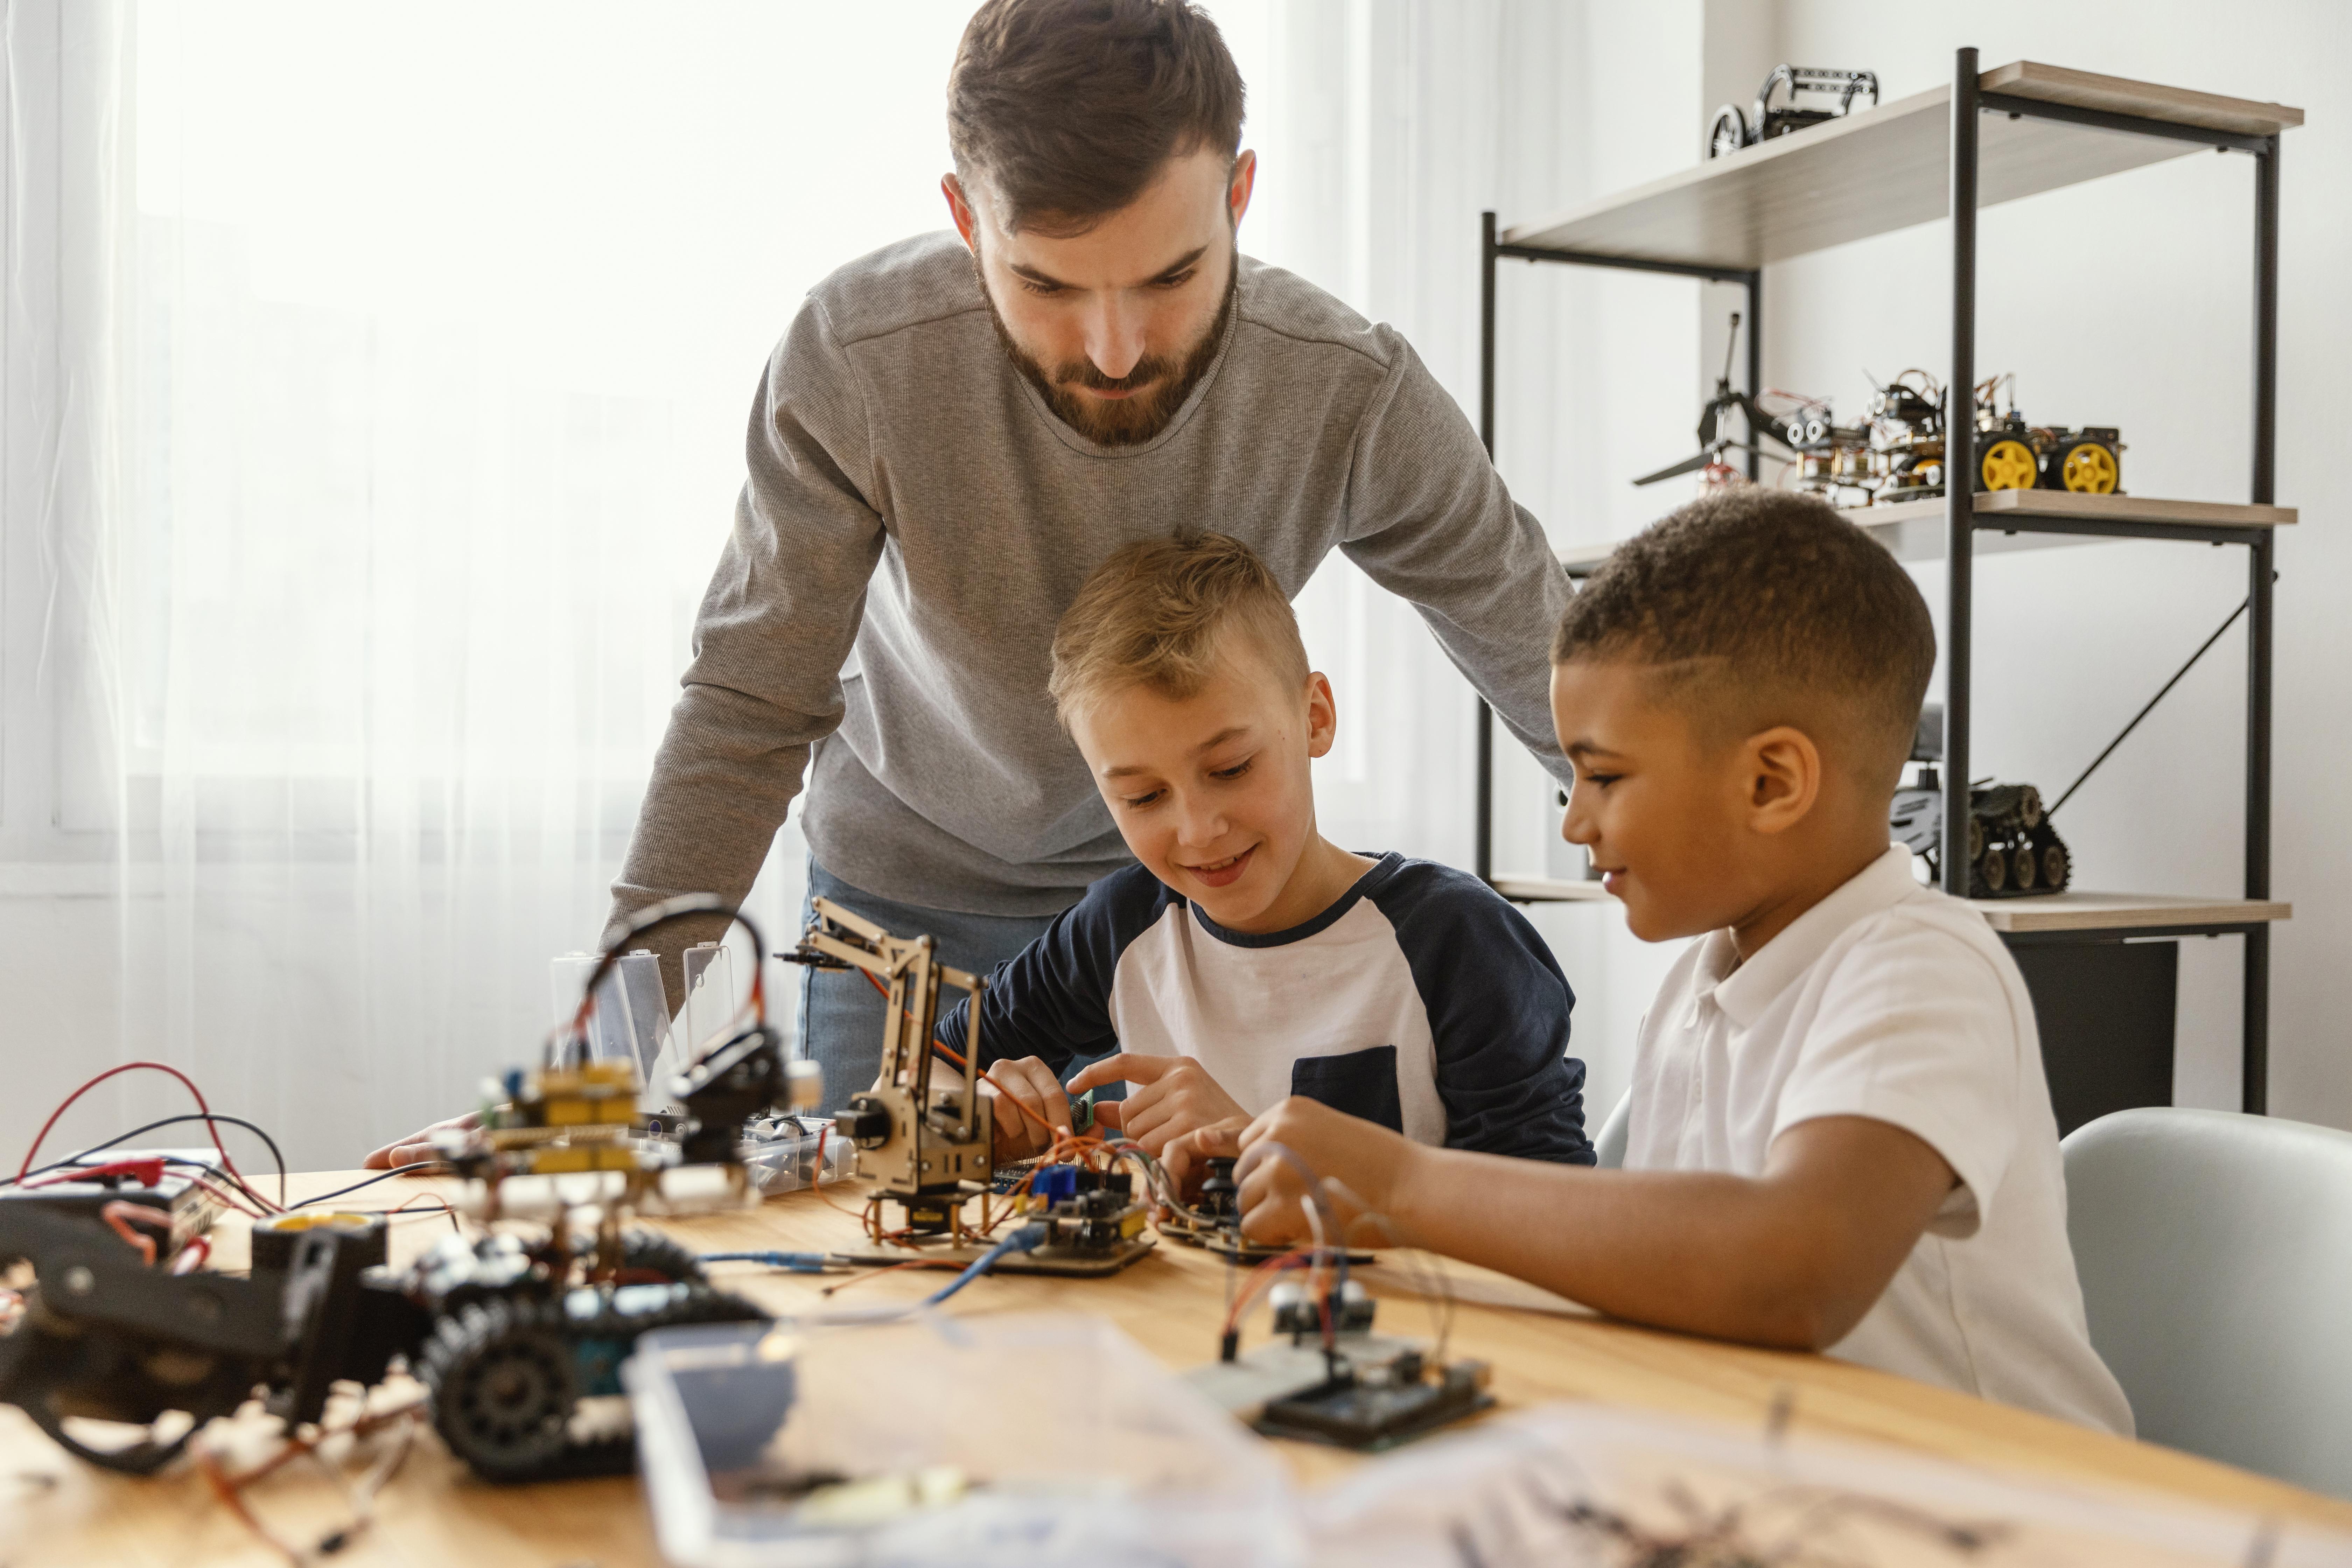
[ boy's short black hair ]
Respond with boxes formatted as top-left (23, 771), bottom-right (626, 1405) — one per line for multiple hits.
top-left (1552, 488), bottom-right (1937, 791)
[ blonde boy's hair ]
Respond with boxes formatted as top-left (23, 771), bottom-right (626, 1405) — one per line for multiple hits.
top-left (1049, 533), bottom-right (1310, 727)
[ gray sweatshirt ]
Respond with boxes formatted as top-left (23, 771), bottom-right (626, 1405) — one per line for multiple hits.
top-left (612, 232), bottom-right (1571, 948)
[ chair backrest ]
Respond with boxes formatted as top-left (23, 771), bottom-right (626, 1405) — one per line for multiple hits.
top-left (1592, 1088), bottom-right (1630, 1170)
top-left (2063, 1106), bottom-right (2352, 1497)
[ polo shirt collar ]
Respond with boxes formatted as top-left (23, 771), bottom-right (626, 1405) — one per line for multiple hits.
top-left (1709, 845), bottom-right (1920, 1028)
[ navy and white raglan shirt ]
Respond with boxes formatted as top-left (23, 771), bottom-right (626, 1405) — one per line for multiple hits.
top-left (937, 853), bottom-right (1594, 1163)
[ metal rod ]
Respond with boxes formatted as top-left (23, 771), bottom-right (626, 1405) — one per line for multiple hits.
top-left (1976, 90), bottom-right (2273, 154)
top-left (2244, 135), bottom-right (2278, 1114)
top-left (1745, 271), bottom-right (1763, 482)
top-left (1970, 516), bottom-right (2270, 547)
top-left (1476, 212), bottom-right (1498, 884)
top-left (1492, 243), bottom-right (1754, 284)
top-left (2049, 597), bottom-right (2247, 817)
top-left (1942, 48), bottom-right (1979, 899)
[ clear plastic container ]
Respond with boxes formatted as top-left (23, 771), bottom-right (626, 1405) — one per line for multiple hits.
top-left (738, 1117), bottom-right (855, 1195)
top-left (551, 949), bottom-right (666, 1072)
top-left (680, 941), bottom-right (735, 1058)
top-left (624, 1314), bottom-right (1296, 1568)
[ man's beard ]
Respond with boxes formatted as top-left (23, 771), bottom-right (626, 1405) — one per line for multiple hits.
top-left (975, 246), bottom-right (1238, 447)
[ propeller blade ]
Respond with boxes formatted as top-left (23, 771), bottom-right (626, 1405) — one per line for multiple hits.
top-left (1734, 395), bottom-right (1795, 450)
top-left (1696, 401), bottom-right (1719, 446)
top-left (1631, 451), bottom-right (1714, 486)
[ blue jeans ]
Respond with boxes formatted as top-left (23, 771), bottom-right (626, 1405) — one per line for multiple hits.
top-left (796, 857), bottom-right (1060, 1115)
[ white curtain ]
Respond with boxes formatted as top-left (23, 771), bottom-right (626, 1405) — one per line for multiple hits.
top-left (4, 0), bottom-right (1692, 1170)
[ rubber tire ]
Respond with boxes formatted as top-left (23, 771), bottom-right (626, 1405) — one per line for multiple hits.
top-left (614, 1229), bottom-right (705, 1286)
top-left (421, 1297), bottom-right (578, 1482)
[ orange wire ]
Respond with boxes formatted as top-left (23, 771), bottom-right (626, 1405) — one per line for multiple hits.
top-left (101, 1201), bottom-right (170, 1267)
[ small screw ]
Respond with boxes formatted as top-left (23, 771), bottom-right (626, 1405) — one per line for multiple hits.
top-left (61, 1266), bottom-right (94, 1296)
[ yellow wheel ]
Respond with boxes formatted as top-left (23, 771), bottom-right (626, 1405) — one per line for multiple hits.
top-left (2061, 442), bottom-right (2119, 493)
top-left (1979, 438), bottom-right (2037, 491)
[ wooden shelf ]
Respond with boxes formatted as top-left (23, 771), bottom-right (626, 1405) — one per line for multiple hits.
top-left (1496, 878), bottom-right (2291, 936)
top-left (1490, 875), bottom-right (1613, 904)
top-left (1502, 61), bottom-right (2302, 272)
top-left (1972, 892), bottom-right (2291, 933)
top-left (1560, 491), bottom-right (2296, 576)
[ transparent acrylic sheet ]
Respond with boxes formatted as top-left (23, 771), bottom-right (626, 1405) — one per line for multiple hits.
top-left (550, 950), bottom-right (665, 1072)
top-left (1305, 1403), bottom-right (2352, 1568)
top-left (624, 1313), bottom-right (1295, 1568)
top-left (639, 944), bottom-right (738, 1116)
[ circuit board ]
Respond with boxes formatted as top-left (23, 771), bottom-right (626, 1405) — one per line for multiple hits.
top-left (1188, 1331), bottom-right (1493, 1451)
top-left (1155, 1210), bottom-right (1376, 1265)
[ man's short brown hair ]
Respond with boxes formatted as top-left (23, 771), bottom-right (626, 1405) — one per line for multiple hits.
top-left (1050, 533), bottom-right (1309, 727)
top-left (948, 0), bottom-right (1246, 235)
top-left (1552, 489), bottom-right (1937, 791)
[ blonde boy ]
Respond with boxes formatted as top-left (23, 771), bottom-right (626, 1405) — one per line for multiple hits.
top-left (1190, 491), bottom-right (2131, 1434)
top-left (952, 532), bottom-right (1593, 1169)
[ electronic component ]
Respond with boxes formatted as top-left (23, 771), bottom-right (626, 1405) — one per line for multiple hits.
top-left (0, 892), bottom-right (791, 1486)
top-left (1631, 313), bottom-right (1790, 489)
top-left (1188, 1287), bottom-right (1490, 1451)
top-left (1890, 705), bottom-right (2072, 898)
top-left (1153, 1156), bottom-right (1375, 1265)
top-left (1972, 376), bottom-right (2124, 495)
top-left (782, 898), bottom-right (994, 1237)
top-left (0, 1149), bottom-right (227, 1255)
top-left (1257, 1351), bottom-right (1494, 1451)
top-left (1708, 65), bottom-right (1878, 158)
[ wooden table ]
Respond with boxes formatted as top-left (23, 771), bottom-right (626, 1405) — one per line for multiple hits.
top-left (8, 1170), bottom-right (2349, 1566)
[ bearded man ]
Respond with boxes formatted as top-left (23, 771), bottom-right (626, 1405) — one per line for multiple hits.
top-left (616, 0), bottom-right (1574, 1111)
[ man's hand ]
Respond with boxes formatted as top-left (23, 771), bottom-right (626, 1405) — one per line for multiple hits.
top-left (1231, 1096), bottom-right (1422, 1244)
top-left (980, 1056), bottom-right (1074, 1162)
top-left (363, 1111), bottom-right (479, 1170)
top-left (1067, 1052), bottom-right (1248, 1155)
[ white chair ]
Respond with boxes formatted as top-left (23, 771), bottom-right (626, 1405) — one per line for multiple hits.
top-left (1592, 1088), bottom-right (1630, 1170)
top-left (2062, 1106), bottom-right (2352, 1498)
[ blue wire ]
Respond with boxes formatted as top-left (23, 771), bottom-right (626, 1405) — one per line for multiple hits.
top-left (698, 1250), bottom-right (834, 1275)
top-left (923, 1223), bottom-right (1047, 1306)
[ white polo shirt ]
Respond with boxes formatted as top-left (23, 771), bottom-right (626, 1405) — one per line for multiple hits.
top-left (1625, 844), bottom-right (2133, 1434)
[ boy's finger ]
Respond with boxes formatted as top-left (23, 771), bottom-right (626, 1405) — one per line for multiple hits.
top-left (1066, 1052), bottom-right (1176, 1093)
top-left (1091, 1100), bottom-right (1125, 1132)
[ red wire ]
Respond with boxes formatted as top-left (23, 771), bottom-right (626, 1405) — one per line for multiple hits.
top-left (18, 1062), bottom-right (274, 1210)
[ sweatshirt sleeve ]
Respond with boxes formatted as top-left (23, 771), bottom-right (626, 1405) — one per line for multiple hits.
top-left (607, 297), bottom-right (886, 1002)
top-left (938, 867), bottom-right (1173, 1077)
top-left (1338, 336), bottom-right (1573, 783)
top-left (1378, 867), bottom-right (1594, 1164)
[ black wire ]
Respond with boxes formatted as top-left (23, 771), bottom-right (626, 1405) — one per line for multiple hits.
top-left (0, 1111), bottom-right (288, 1209)
top-left (292, 1164), bottom-right (448, 1209)
top-left (2049, 596), bottom-right (2249, 818)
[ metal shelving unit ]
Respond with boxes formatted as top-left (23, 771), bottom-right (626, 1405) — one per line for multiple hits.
top-left (1475, 54), bottom-right (2301, 1113)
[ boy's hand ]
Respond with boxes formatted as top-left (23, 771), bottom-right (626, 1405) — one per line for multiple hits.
top-left (1067, 1052), bottom-right (1247, 1155)
top-left (1233, 1096), bottom-right (1421, 1245)
top-left (980, 1055), bottom-right (1074, 1162)
top-left (363, 1111), bottom-right (479, 1170)
top-left (1158, 1115), bottom-right (1251, 1199)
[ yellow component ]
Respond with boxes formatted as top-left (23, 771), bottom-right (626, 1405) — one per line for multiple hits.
top-left (2061, 442), bottom-right (2119, 493)
top-left (596, 1099), bottom-right (637, 1125)
top-left (1119, 1209), bottom-right (1146, 1240)
top-left (583, 1060), bottom-right (637, 1086)
top-left (256, 1211), bottom-right (373, 1237)
top-left (532, 1145), bottom-right (594, 1173)
top-left (593, 1145), bottom-right (640, 1170)
top-left (546, 1098), bottom-right (594, 1126)
top-left (1979, 438), bottom-right (2036, 491)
